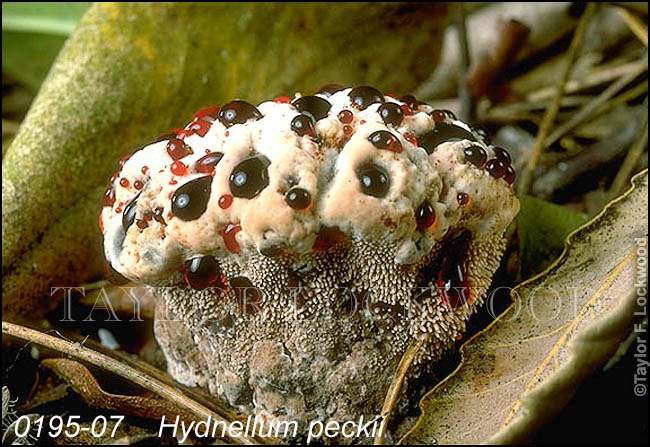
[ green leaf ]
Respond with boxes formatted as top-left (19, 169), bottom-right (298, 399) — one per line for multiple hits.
top-left (518, 194), bottom-right (589, 278)
top-left (1, 2), bottom-right (448, 321)
top-left (2, 2), bottom-right (92, 91)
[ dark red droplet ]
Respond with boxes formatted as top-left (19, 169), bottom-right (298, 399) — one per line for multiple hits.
top-left (141, 165), bottom-right (149, 175)
top-left (153, 207), bottom-right (166, 225)
top-left (285, 187), bottom-right (311, 209)
top-left (493, 146), bottom-right (512, 166)
top-left (167, 138), bottom-right (192, 160)
top-left (437, 254), bottom-right (469, 309)
top-left (103, 187), bottom-right (116, 207)
top-left (193, 106), bottom-right (220, 122)
top-left (171, 176), bottom-right (212, 221)
top-left (430, 109), bottom-right (457, 122)
top-left (119, 155), bottom-right (131, 168)
top-left (504, 165), bottom-right (517, 185)
top-left (338, 109), bottom-right (354, 124)
top-left (343, 125), bottom-right (354, 138)
top-left (119, 178), bottom-right (130, 188)
top-left (274, 96), bottom-right (292, 104)
top-left (486, 159), bottom-right (506, 178)
top-left (368, 130), bottom-right (403, 153)
top-left (187, 119), bottom-right (212, 137)
top-left (291, 114), bottom-right (315, 137)
top-left (134, 180), bottom-right (144, 190)
top-left (398, 94), bottom-right (420, 111)
top-left (184, 256), bottom-right (225, 291)
top-left (218, 194), bottom-right (233, 209)
top-left (348, 86), bottom-right (384, 110)
top-left (196, 152), bottom-right (224, 174)
top-left (416, 200), bottom-right (437, 231)
top-left (317, 84), bottom-right (345, 96)
top-left (419, 123), bottom-right (476, 154)
top-left (219, 100), bottom-right (263, 127)
top-left (220, 222), bottom-right (242, 253)
top-left (292, 96), bottom-right (332, 121)
top-left (230, 276), bottom-right (263, 315)
top-left (356, 164), bottom-right (390, 198)
top-left (457, 192), bottom-right (470, 207)
top-left (229, 155), bottom-right (271, 199)
top-left (463, 145), bottom-right (487, 167)
top-left (377, 102), bottom-right (404, 127)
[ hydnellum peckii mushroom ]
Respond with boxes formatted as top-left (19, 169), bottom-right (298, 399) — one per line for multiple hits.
top-left (100, 85), bottom-right (519, 441)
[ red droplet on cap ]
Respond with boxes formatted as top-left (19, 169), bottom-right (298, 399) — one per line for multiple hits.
top-left (219, 194), bottom-right (233, 209)
top-left (166, 138), bottom-right (192, 160)
top-left (220, 222), bottom-right (242, 253)
top-left (119, 178), bottom-right (130, 188)
top-left (170, 161), bottom-right (188, 176)
top-left (274, 96), bottom-right (292, 104)
top-left (193, 106), bottom-right (220, 122)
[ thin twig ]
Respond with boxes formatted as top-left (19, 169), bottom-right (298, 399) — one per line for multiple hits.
top-left (543, 55), bottom-right (647, 147)
top-left (374, 338), bottom-right (425, 445)
top-left (609, 104), bottom-right (649, 198)
top-left (2, 321), bottom-right (266, 445)
top-left (618, 7), bottom-right (648, 46)
top-left (518, 2), bottom-right (598, 194)
top-left (455, 3), bottom-right (473, 121)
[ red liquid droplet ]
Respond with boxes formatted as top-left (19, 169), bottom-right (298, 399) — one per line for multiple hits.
top-left (119, 155), bottom-right (131, 168)
top-left (134, 180), bottom-right (144, 190)
top-left (167, 138), bottom-right (192, 160)
top-left (437, 255), bottom-right (469, 308)
top-left (457, 192), bottom-right (470, 207)
top-left (193, 106), bottom-right (220, 122)
top-left (219, 194), bottom-right (233, 209)
top-left (184, 256), bottom-right (225, 291)
top-left (220, 222), bottom-right (242, 253)
top-left (115, 207), bottom-right (122, 214)
top-left (103, 187), bottom-right (116, 207)
top-left (196, 152), bottom-right (224, 174)
top-left (343, 125), bottom-right (354, 138)
top-left (338, 109), bottom-right (354, 124)
top-left (401, 104), bottom-right (414, 116)
top-left (274, 96), bottom-right (292, 104)
top-left (504, 165), bottom-right (517, 185)
top-left (368, 130), bottom-right (403, 153)
top-left (404, 133), bottom-right (418, 147)
top-left (119, 178), bottom-right (129, 188)
top-left (110, 172), bottom-right (119, 183)
top-left (430, 109), bottom-right (448, 122)
top-left (141, 165), bottom-right (149, 175)
top-left (188, 119), bottom-right (212, 137)
top-left (486, 159), bottom-right (506, 178)
top-left (416, 200), bottom-right (437, 231)
top-left (170, 161), bottom-right (188, 176)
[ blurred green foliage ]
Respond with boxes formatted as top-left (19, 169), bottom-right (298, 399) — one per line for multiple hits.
top-left (518, 194), bottom-right (589, 278)
top-left (2, 2), bottom-right (92, 91)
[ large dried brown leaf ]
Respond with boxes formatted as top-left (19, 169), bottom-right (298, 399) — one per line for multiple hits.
top-left (402, 170), bottom-right (648, 444)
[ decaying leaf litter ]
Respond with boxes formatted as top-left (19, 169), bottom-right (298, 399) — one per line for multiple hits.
top-left (2, 2), bottom-right (647, 445)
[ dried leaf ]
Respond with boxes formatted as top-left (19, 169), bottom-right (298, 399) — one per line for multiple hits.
top-left (401, 170), bottom-right (648, 444)
top-left (1, 2), bottom-right (447, 321)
